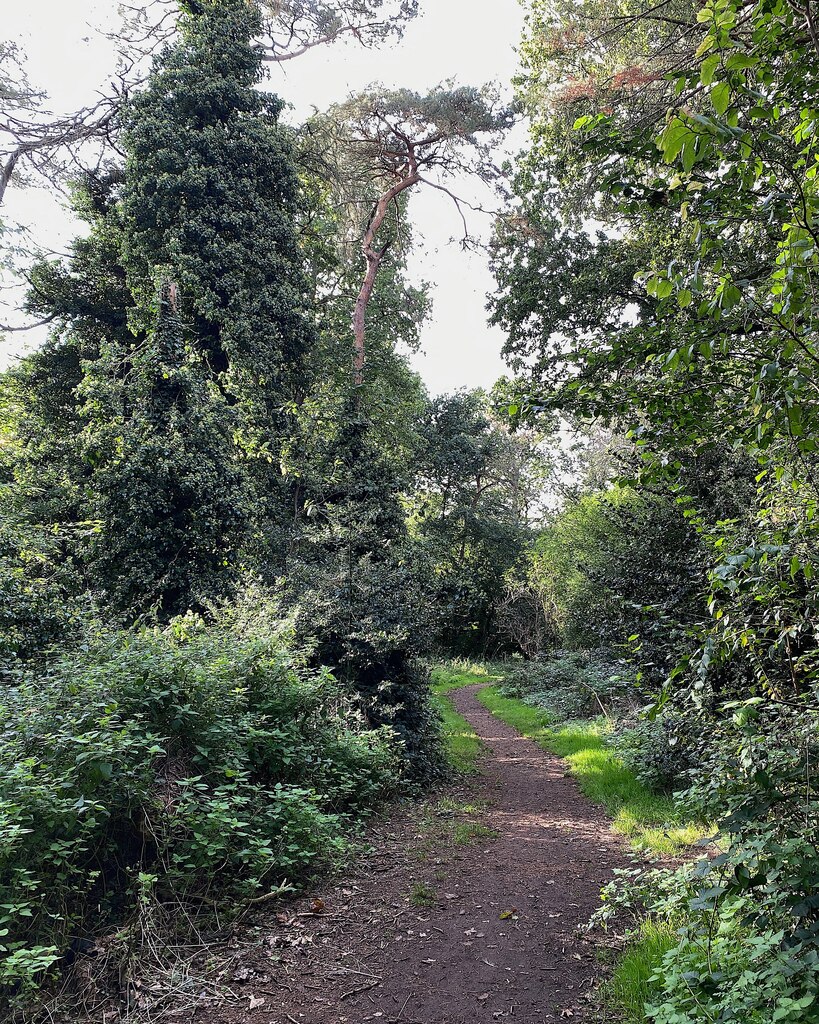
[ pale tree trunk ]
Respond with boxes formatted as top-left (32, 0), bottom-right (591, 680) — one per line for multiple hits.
top-left (351, 151), bottom-right (419, 385)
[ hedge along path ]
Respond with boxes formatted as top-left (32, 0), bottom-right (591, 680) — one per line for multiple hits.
top-left (218, 682), bottom-right (630, 1024)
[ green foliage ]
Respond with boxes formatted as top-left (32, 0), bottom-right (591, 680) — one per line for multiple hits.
top-left (288, 410), bottom-right (442, 780)
top-left (496, 0), bottom-right (819, 1014)
top-left (81, 296), bottom-right (247, 617)
top-left (605, 918), bottom-right (678, 1024)
top-left (12, 0), bottom-right (315, 620)
top-left (0, 502), bottom-right (79, 669)
top-left (0, 611), bottom-right (400, 996)
top-left (410, 390), bottom-right (550, 655)
top-left (610, 715), bottom-right (696, 795)
top-left (528, 487), bottom-right (704, 680)
top-left (499, 650), bottom-right (635, 718)
top-left (597, 857), bottom-right (819, 1023)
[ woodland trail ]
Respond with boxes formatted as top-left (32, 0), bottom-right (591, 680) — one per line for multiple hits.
top-left (214, 684), bottom-right (628, 1024)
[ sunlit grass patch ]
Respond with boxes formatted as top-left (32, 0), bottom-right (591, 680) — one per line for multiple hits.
top-left (436, 796), bottom-right (488, 815)
top-left (475, 686), bottom-right (706, 856)
top-left (604, 918), bottom-right (678, 1022)
top-left (453, 821), bottom-right (497, 846)
top-left (431, 660), bottom-right (503, 692)
top-left (430, 691), bottom-right (483, 773)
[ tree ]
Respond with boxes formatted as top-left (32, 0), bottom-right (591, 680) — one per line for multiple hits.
top-left (10, 0), bottom-right (316, 617)
top-left (310, 86), bottom-right (511, 383)
top-left (410, 390), bottom-right (551, 654)
top-left (257, 0), bottom-right (418, 61)
top-left (0, 1), bottom-right (419, 211)
top-left (493, 4), bottom-right (819, 1012)
top-left (81, 287), bottom-right (246, 617)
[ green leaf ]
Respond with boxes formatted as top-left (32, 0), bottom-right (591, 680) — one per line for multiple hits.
top-left (726, 53), bottom-right (758, 70)
top-left (710, 81), bottom-right (731, 115)
top-left (681, 139), bottom-right (697, 172)
top-left (700, 54), bottom-right (720, 86)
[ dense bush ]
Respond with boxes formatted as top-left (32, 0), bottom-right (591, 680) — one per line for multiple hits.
top-left (597, 852), bottom-right (819, 1023)
top-left (526, 490), bottom-right (705, 684)
top-left (0, 612), bottom-right (402, 996)
top-left (499, 650), bottom-right (636, 720)
top-left (594, 696), bottom-right (819, 1021)
top-left (610, 715), bottom-right (697, 795)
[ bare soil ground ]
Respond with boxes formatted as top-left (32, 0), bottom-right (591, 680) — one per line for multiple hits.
top-left (199, 683), bottom-right (629, 1024)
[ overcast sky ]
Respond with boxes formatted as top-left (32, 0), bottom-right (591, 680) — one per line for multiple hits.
top-left (1, 1), bottom-right (525, 395)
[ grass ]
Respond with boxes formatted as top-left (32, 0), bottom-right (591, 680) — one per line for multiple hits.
top-left (475, 686), bottom-right (706, 856)
top-left (409, 881), bottom-right (437, 907)
top-left (603, 919), bottom-right (678, 1022)
top-left (429, 662), bottom-right (501, 773)
top-left (452, 821), bottom-right (497, 846)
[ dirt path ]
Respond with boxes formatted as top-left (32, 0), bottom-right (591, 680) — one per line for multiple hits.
top-left (213, 684), bottom-right (628, 1024)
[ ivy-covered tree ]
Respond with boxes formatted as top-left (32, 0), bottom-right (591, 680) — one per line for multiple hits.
top-left (10, 0), bottom-right (316, 617)
top-left (81, 287), bottom-right (245, 617)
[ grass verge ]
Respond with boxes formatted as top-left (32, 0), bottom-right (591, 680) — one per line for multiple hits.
top-left (603, 918), bottom-right (678, 1022)
top-left (475, 686), bottom-right (705, 856)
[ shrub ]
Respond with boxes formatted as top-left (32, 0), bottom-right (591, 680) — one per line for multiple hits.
top-left (594, 699), bottom-right (819, 1022)
top-left (597, 861), bottom-right (819, 1023)
top-left (0, 612), bottom-right (401, 997)
top-left (499, 650), bottom-right (636, 720)
top-left (610, 715), bottom-right (697, 794)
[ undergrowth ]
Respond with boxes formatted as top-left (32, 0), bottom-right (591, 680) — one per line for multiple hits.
top-left (0, 611), bottom-right (403, 1002)
top-left (603, 919), bottom-right (678, 1023)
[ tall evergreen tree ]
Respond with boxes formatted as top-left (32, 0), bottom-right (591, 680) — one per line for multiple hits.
top-left (81, 286), bottom-right (244, 617)
top-left (12, 0), bottom-right (314, 618)
top-left (119, 0), bottom-right (314, 582)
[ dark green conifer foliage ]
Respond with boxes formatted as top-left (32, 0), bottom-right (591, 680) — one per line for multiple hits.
top-left (122, 0), bottom-right (313, 410)
top-left (11, 0), bottom-right (315, 618)
top-left (121, 0), bottom-right (314, 576)
top-left (292, 402), bottom-right (440, 779)
top-left (82, 288), bottom-right (244, 617)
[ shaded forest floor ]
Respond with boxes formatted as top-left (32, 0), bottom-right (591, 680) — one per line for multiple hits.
top-left (182, 682), bottom-right (630, 1024)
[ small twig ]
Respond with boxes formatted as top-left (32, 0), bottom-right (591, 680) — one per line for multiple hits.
top-left (340, 979), bottom-right (381, 1000)
top-left (330, 965), bottom-right (382, 980)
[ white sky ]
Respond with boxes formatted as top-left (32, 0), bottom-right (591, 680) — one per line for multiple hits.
top-left (1, 1), bottom-right (526, 395)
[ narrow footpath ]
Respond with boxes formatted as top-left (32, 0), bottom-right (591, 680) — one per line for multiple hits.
top-left (215, 684), bottom-right (628, 1024)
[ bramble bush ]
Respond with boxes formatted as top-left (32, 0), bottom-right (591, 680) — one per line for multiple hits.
top-left (0, 611), bottom-right (402, 997)
top-left (499, 650), bottom-right (636, 720)
top-left (610, 715), bottom-right (697, 795)
top-left (594, 698), bottom-right (819, 1021)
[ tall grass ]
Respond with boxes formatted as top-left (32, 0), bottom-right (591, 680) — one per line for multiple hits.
top-left (604, 919), bottom-right (678, 1022)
